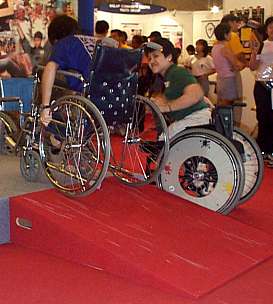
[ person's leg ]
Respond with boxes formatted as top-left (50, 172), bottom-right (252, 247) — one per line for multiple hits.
top-left (167, 108), bottom-right (211, 139)
top-left (253, 81), bottom-right (271, 154)
top-left (216, 76), bottom-right (237, 106)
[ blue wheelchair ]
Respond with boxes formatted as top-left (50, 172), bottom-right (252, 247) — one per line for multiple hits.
top-left (38, 44), bottom-right (170, 195)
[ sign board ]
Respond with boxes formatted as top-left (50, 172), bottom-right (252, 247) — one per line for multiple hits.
top-left (98, 2), bottom-right (166, 15)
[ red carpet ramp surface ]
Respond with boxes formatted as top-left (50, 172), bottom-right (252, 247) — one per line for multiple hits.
top-left (9, 177), bottom-right (273, 298)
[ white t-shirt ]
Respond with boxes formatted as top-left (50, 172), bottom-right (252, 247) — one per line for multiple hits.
top-left (188, 55), bottom-right (215, 77)
top-left (256, 40), bottom-right (273, 81)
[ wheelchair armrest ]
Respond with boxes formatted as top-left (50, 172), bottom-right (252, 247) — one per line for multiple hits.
top-left (37, 65), bottom-right (87, 83)
top-left (56, 69), bottom-right (85, 82)
top-left (0, 96), bottom-right (22, 103)
top-left (232, 101), bottom-right (247, 108)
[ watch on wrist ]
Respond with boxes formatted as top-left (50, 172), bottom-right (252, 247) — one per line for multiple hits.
top-left (41, 105), bottom-right (51, 110)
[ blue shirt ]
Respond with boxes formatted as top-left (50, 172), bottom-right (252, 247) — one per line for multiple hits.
top-left (49, 35), bottom-right (96, 92)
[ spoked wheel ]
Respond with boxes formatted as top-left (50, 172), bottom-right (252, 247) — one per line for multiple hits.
top-left (110, 95), bottom-right (169, 186)
top-left (0, 112), bottom-right (18, 155)
top-left (20, 150), bottom-right (42, 182)
top-left (233, 127), bottom-right (264, 204)
top-left (157, 128), bottom-right (245, 215)
top-left (39, 95), bottom-right (110, 197)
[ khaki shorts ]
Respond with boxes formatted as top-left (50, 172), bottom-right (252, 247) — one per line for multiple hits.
top-left (166, 108), bottom-right (211, 139)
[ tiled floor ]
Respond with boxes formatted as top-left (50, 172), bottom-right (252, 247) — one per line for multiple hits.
top-left (0, 154), bottom-right (50, 198)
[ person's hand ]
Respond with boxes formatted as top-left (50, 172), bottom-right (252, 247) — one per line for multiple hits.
top-left (250, 38), bottom-right (261, 54)
top-left (203, 96), bottom-right (215, 109)
top-left (40, 108), bottom-right (52, 126)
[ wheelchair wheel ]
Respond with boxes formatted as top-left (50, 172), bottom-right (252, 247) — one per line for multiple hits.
top-left (39, 95), bottom-right (110, 196)
top-left (20, 150), bottom-right (42, 182)
top-left (0, 112), bottom-right (17, 154)
top-left (233, 127), bottom-right (264, 204)
top-left (110, 95), bottom-right (169, 186)
top-left (157, 128), bottom-right (245, 215)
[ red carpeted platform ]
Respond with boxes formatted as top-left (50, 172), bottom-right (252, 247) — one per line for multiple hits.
top-left (9, 177), bottom-right (273, 299)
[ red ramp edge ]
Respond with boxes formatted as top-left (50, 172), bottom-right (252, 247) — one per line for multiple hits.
top-left (9, 177), bottom-right (273, 299)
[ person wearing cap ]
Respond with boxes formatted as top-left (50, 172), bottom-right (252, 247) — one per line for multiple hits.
top-left (148, 31), bottom-right (162, 42)
top-left (220, 14), bottom-right (247, 126)
top-left (145, 38), bottom-right (211, 139)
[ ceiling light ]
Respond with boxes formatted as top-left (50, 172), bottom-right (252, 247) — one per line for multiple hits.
top-left (210, 5), bottom-right (220, 13)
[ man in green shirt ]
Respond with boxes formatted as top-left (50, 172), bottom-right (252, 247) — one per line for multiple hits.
top-left (145, 38), bottom-right (211, 139)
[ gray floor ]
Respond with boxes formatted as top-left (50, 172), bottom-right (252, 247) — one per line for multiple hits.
top-left (0, 154), bottom-right (51, 198)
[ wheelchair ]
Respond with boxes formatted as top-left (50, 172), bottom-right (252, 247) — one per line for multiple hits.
top-left (157, 104), bottom-right (264, 214)
top-left (38, 44), bottom-right (170, 196)
top-left (0, 76), bottom-right (44, 182)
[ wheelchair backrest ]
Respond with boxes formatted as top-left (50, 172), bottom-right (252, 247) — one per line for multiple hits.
top-left (89, 44), bottom-right (143, 126)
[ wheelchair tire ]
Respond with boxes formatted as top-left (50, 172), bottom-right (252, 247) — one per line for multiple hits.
top-left (157, 128), bottom-right (245, 215)
top-left (39, 95), bottom-right (110, 197)
top-left (0, 112), bottom-right (18, 155)
top-left (20, 150), bottom-right (42, 182)
top-left (110, 95), bottom-right (169, 186)
top-left (233, 127), bottom-right (264, 204)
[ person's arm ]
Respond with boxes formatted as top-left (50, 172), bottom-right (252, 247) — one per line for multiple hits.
top-left (206, 56), bottom-right (216, 75)
top-left (153, 83), bottom-right (203, 113)
top-left (40, 61), bottom-right (59, 126)
top-left (249, 40), bottom-right (261, 71)
top-left (15, 20), bottom-right (25, 40)
top-left (228, 33), bottom-right (248, 67)
top-left (14, 20), bottom-right (32, 54)
top-left (221, 47), bottom-right (244, 71)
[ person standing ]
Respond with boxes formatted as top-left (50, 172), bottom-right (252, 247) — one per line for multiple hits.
top-left (221, 14), bottom-right (247, 126)
top-left (187, 39), bottom-right (215, 96)
top-left (95, 20), bottom-right (109, 40)
top-left (212, 23), bottom-right (244, 106)
top-left (249, 16), bottom-right (273, 166)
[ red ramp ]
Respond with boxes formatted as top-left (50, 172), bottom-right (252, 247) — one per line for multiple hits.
top-left (9, 177), bottom-right (273, 298)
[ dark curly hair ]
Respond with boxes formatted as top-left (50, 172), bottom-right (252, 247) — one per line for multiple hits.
top-left (48, 15), bottom-right (81, 45)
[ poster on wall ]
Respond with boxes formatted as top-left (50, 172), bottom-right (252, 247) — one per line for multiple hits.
top-left (0, 0), bottom-right (77, 58)
top-left (159, 24), bottom-right (183, 49)
top-left (121, 22), bottom-right (143, 41)
top-left (201, 19), bottom-right (220, 46)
